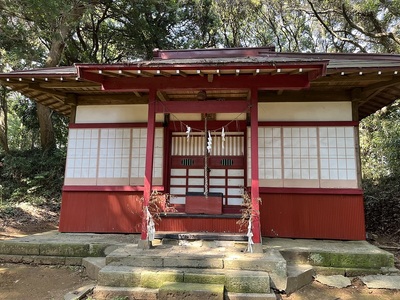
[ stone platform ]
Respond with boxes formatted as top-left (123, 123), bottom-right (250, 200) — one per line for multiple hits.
top-left (0, 231), bottom-right (398, 299)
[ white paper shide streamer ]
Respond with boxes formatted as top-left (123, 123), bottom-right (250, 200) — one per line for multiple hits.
top-left (207, 130), bottom-right (212, 153)
top-left (246, 216), bottom-right (254, 253)
top-left (186, 125), bottom-right (191, 140)
top-left (221, 127), bottom-right (225, 149)
top-left (146, 207), bottom-right (155, 241)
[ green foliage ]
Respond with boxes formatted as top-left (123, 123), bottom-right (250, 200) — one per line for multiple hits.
top-left (360, 100), bottom-right (400, 180)
top-left (363, 176), bottom-right (400, 234)
top-left (0, 149), bottom-right (65, 207)
top-left (360, 100), bottom-right (400, 234)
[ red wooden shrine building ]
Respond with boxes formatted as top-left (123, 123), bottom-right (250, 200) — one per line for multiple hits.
top-left (2, 47), bottom-right (400, 247)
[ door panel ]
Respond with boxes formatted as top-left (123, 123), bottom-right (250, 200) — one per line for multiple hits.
top-left (169, 132), bottom-right (245, 210)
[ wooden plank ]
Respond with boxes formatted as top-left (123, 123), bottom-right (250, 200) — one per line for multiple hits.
top-left (58, 191), bottom-right (142, 232)
top-left (141, 90), bottom-right (156, 241)
top-left (250, 88), bottom-right (261, 244)
top-left (185, 195), bottom-right (223, 214)
top-left (259, 193), bottom-right (365, 240)
top-left (98, 73), bottom-right (311, 90)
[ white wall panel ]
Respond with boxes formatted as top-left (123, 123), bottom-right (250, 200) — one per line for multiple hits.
top-left (258, 102), bottom-right (352, 121)
top-left (76, 104), bottom-right (164, 123)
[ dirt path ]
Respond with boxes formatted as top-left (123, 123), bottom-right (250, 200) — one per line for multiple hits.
top-left (283, 279), bottom-right (400, 300)
top-left (0, 263), bottom-right (95, 300)
top-left (0, 221), bottom-right (94, 300)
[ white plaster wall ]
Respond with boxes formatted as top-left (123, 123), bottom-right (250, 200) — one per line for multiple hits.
top-left (258, 102), bottom-right (353, 121)
top-left (76, 104), bottom-right (164, 123)
top-left (216, 113), bottom-right (246, 120)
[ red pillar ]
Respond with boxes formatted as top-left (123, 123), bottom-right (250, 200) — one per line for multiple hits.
top-left (140, 90), bottom-right (156, 246)
top-left (250, 88), bottom-right (262, 246)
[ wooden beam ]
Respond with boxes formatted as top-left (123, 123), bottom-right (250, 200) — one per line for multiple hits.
top-left (140, 89), bottom-right (156, 246)
top-left (100, 74), bottom-right (311, 91)
top-left (156, 70), bottom-right (171, 77)
top-left (39, 81), bottom-right (101, 89)
top-left (27, 83), bottom-right (66, 98)
top-left (156, 91), bottom-right (169, 101)
top-left (250, 87), bottom-right (262, 247)
top-left (137, 70), bottom-right (154, 77)
top-left (155, 100), bottom-right (249, 114)
top-left (196, 70), bottom-right (205, 77)
top-left (176, 70), bottom-right (187, 77)
top-left (360, 78), bottom-right (400, 107)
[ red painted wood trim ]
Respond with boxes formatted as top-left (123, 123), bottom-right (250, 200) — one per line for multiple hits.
top-left (142, 90), bottom-right (157, 240)
top-left (69, 122), bottom-right (164, 129)
top-left (250, 88), bottom-right (261, 244)
top-left (260, 187), bottom-right (363, 195)
top-left (99, 74), bottom-right (311, 91)
top-left (163, 126), bottom-right (171, 190)
top-left (157, 217), bottom-right (242, 233)
top-left (258, 121), bottom-right (359, 127)
top-left (156, 100), bottom-right (249, 114)
top-left (77, 62), bottom-right (327, 72)
top-left (62, 185), bottom-right (164, 192)
top-left (168, 120), bottom-right (247, 132)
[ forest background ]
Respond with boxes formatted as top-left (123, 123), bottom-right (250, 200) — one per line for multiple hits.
top-left (0, 0), bottom-right (399, 237)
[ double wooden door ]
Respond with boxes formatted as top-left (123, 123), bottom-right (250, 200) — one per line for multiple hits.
top-left (169, 131), bottom-right (245, 212)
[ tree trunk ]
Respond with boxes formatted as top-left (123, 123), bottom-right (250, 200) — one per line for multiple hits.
top-left (0, 86), bottom-right (9, 153)
top-left (37, 103), bottom-right (55, 152)
top-left (37, 2), bottom-right (87, 152)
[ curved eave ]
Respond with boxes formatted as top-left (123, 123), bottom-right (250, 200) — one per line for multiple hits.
top-left (1, 55), bottom-right (400, 120)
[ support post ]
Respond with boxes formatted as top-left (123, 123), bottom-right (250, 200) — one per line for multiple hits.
top-left (250, 88), bottom-right (262, 252)
top-left (139, 89), bottom-right (156, 249)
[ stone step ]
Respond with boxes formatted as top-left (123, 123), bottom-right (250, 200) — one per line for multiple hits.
top-left (225, 292), bottom-right (277, 300)
top-left (97, 265), bottom-right (271, 293)
top-left (92, 286), bottom-right (158, 300)
top-left (82, 257), bottom-right (106, 280)
top-left (266, 238), bottom-right (395, 271)
top-left (92, 286), bottom-right (277, 300)
top-left (106, 244), bottom-right (287, 274)
top-left (285, 264), bottom-right (315, 295)
top-left (155, 231), bottom-right (247, 241)
top-left (265, 263), bottom-right (314, 293)
top-left (159, 282), bottom-right (224, 300)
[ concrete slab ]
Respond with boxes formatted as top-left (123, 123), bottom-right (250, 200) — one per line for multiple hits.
top-left (285, 265), bottom-right (315, 294)
top-left (225, 292), bottom-right (276, 300)
top-left (140, 269), bottom-right (184, 288)
top-left (315, 274), bottom-right (352, 288)
top-left (92, 286), bottom-right (158, 300)
top-left (264, 238), bottom-right (395, 269)
top-left (97, 265), bottom-right (143, 287)
top-left (224, 249), bottom-right (287, 275)
top-left (360, 275), bottom-right (400, 290)
top-left (82, 257), bottom-right (106, 280)
top-left (158, 282), bottom-right (224, 300)
top-left (184, 269), bottom-right (226, 284)
top-left (225, 270), bottom-right (270, 293)
top-left (0, 231), bottom-right (136, 258)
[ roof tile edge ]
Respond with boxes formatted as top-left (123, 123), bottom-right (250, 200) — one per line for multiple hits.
top-left (152, 46), bottom-right (276, 60)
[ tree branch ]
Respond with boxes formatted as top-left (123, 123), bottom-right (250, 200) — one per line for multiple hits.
top-left (307, 0), bottom-right (367, 52)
